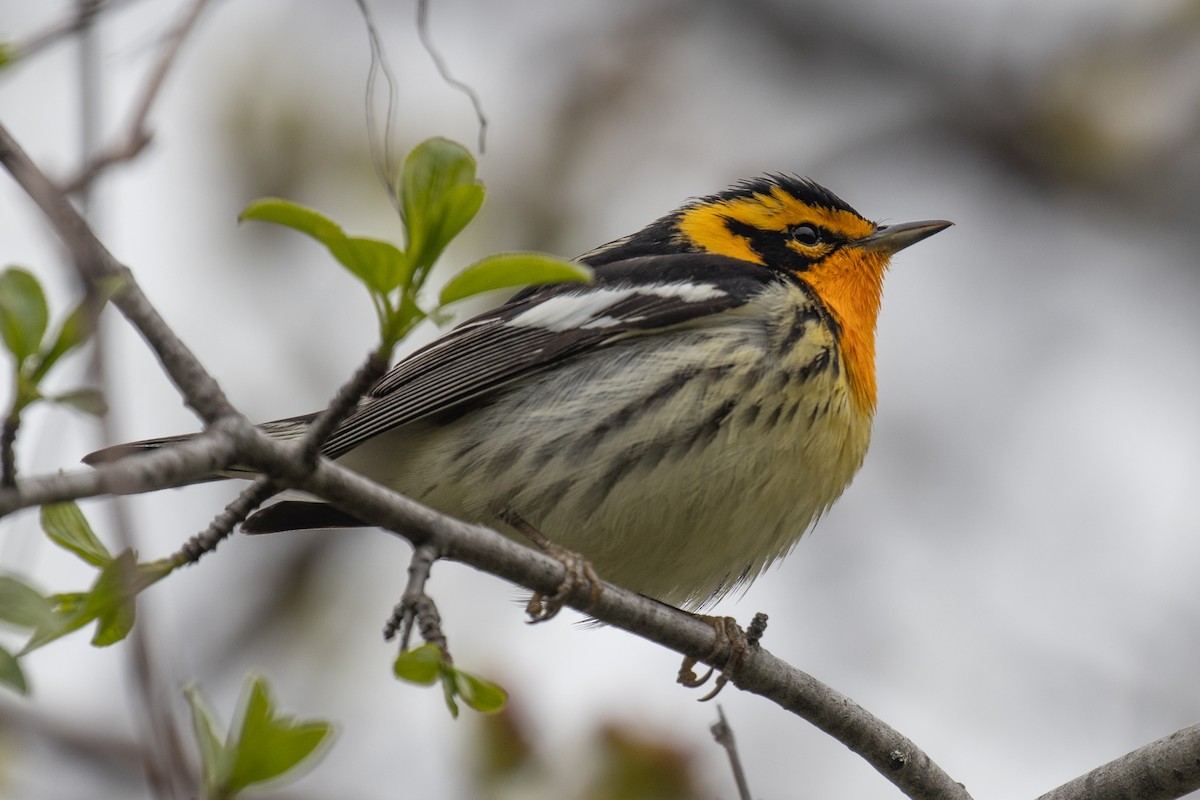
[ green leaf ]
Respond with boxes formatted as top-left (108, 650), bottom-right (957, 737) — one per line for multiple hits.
top-left (341, 236), bottom-right (409, 294)
top-left (225, 676), bottom-right (334, 794)
top-left (401, 138), bottom-right (483, 275)
top-left (49, 387), bottom-right (108, 416)
top-left (0, 574), bottom-right (56, 630)
top-left (41, 502), bottom-right (111, 567)
top-left (0, 42), bottom-right (15, 70)
top-left (240, 199), bottom-right (410, 295)
top-left (438, 252), bottom-right (592, 307)
top-left (454, 669), bottom-right (508, 714)
top-left (21, 595), bottom-right (91, 654)
top-left (392, 643), bottom-right (443, 685)
top-left (85, 550), bottom-right (139, 646)
top-left (32, 279), bottom-right (119, 382)
top-left (20, 555), bottom-right (172, 654)
top-left (0, 267), bottom-right (49, 365)
top-left (240, 198), bottom-right (346, 247)
top-left (184, 684), bottom-right (232, 794)
top-left (0, 646), bottom-right (27, 695)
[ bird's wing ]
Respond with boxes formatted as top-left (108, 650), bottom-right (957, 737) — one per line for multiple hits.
top-left (319, 253), bottom-right (784, 459)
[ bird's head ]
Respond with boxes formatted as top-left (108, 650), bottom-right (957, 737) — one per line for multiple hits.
top-left (583, 175), bottom-right (951, 412)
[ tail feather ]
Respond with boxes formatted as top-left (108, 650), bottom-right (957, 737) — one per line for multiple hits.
top-left (81, 412), bottom-right (319, 478)
top-left (82, 433), bottom-right (202, 466)
top-left (243, 501), bottom-right (368, 534)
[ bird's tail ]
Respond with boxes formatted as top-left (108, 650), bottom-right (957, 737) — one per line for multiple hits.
top-left (81, 413), bottom-right (318, 480)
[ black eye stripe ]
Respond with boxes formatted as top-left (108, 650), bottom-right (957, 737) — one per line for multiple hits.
top-left (722, 216), bottom-right (829, 273)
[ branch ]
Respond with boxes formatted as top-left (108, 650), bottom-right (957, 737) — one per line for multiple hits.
top-left (711, 706), bottom-right (753, 800)
top-left (6, 0), bottom-right (138, 62)
top-left (415, 0), bottom-right (488, 153)
top-left (4, 411), bottom-right (970, 799)
top-left (0, 419), bottom-right (245, 518)
top-left (0, 120), bottom-right (239, 426)
top-left (298, 351), bottom-right (388, 466)
top-left (60, 0), bottom-right (214, 195)
top-left (247, 449), bottom-right (975, 800)
top-left (1037, 722), bottom-right (1200, 800)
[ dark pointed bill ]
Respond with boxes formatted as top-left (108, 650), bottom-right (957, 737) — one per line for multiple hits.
top-left (859, 220), bottom-right (953, 254)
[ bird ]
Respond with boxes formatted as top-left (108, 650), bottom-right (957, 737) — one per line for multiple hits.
top-left (87, 175), bottom-right (950, 611)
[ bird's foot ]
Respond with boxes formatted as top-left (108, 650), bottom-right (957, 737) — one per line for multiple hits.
top-left (499, 510), bottom-right (603, 623)
top-left (678, 612), bottom-right (768, 701)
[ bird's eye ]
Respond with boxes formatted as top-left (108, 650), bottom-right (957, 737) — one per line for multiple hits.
top-left (791, 225), bottom-right (821, 246)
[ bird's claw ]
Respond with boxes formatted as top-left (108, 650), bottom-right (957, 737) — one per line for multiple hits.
top-left (525, 544), bottom-right (603, 623)
top-left (678, 612), bottom-right (766, 701)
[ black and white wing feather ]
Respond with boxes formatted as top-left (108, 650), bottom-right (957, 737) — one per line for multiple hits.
top-left (319, 253), bottom-right (783, 459)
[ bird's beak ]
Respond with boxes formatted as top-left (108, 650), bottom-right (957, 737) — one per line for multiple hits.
top-left (858, 219), bottom-right (953, 254)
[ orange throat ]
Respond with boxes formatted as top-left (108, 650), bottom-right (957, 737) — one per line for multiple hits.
top-left (798, 251), bottom-right (888, 414)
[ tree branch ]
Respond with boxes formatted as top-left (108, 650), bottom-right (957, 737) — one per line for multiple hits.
top-left (61, 0), bottom-right (214, 195)
top-left (257, 450), bottom-right (976, 800)
top-left (0, 419), bottom-right (245, 518)
top-left (7, 0), bottom-right (138, 62)
top-left (1037, 723), bottom-right (1200, 800)
top-left (711, 706), bottom-right (753, 800)
top-left (0, 120), bottom-right (239, 426)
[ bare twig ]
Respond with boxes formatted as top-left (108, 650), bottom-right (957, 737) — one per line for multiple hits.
top-left (60, 0), bottom-right (213, 195)
top-left (168, 348), bottom-right (387, 564)
top-left (354, 0), bottom-right (402, 213)
top-left (0, 697), bottom-right (196, 793)
top-left (172, 476), bottom-right (278, 565)
top-left (384, 543), bottom-right (446, 652)
top-left (298, 351), bottom-right (388, 466)
top-left (1037, 722), bottom-right (1200, 800)
top-left (0, 420), bottom-right (248, 519)
top-left (75, 0), bottom-right (102, 215)
top-left (416, 0), bottom-right (488, 153)
top-left (0, 120), bottom-right (238, 426)
top-left (711, 706), bottom-right (753, 800)
top-left (7, 0), bottom-right (140, 62)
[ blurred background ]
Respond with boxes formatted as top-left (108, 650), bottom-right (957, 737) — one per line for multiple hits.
top-left (2, 0), bottom-right (1199, 797)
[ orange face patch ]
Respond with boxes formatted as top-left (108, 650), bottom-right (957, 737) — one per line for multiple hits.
top-left (677, 185), bottom-right (877, 265)
top-left (675, 184), bottom-right (890, 413)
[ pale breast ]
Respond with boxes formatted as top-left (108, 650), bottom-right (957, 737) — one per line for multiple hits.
top-left (338, 283), bottom-right (874, 608)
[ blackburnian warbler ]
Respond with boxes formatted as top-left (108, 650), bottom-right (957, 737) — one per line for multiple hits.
top-left (89, 176), bottom-right (949, 609)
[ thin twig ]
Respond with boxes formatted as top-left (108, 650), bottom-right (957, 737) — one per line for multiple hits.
top-left (7, 0), bottom-right (139, 62)
top-left (298, 351), bottom-right (388, 466)
top-left (72, 9), bottom-right (191, 793)
top-left (170, 337), bottom-right (385, 563)
top-left (0, 120), bottom-right (239, 425)
top-left (416, 0), bottom-right (488, 153)
top-left (354, 0), bottom-right (402, 213)
top-left (75, 0), bottom-right (102, 215)
top-left (711, 706), bottom-right (753, 800)
top-left (384, 543), bottom-right (445, 652)
top-left (0, 420), bottom-right (247, 519)
top-left (172, 476), bottom-right (278, 565)
top-left (61, 0), bottom-right (213, 195)
top-left (0, 697), bottom-right (196, 793)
